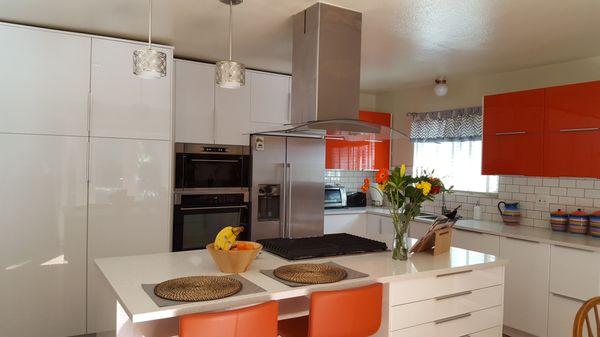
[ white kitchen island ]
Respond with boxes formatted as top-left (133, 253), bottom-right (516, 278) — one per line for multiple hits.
top-left (96, 242), bottom-right (507, 337)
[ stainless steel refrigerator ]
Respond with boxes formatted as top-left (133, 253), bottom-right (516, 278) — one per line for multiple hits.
top-left (250, 134), bottom-right (325, 240)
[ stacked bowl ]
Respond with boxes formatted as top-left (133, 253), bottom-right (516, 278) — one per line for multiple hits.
top-left (568, 209), bottom-right (589, 235)
top-left (550, 209), bottom-right (568, 232)
top-left (589, 211), bottom-right (600, 238)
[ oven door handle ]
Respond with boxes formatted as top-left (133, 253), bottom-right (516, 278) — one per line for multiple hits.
top-left (189, 159), bottom-right (240, 163)
top-left (180, 205), bottom-right (247, 211)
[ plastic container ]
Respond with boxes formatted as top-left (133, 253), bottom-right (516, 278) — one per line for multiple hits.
top-left (568, 209), bottom-right (589, 235)
top-left (550, 209), bottom-right (568, 232)
top-left (473, 203), bottom-right (482, 220)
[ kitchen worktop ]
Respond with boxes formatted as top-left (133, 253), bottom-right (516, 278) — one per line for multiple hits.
top-left (96, 243), bottom-right (505, 325)
top-left (326, 206), bottom-right (600, 252)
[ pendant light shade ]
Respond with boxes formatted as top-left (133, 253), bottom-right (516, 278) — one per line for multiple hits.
top-left (133, 0), bottom-right (167, 79)
top-left (216, 0), bottom-right (245, 89)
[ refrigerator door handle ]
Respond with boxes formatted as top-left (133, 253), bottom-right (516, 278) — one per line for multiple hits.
top-left (281, 162), bottom-right (287, 238)
top-left (286, 163), bottom-right (293, 238)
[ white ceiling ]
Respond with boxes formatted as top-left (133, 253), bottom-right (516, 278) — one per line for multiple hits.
top-left (1, 0), bottom-right (599, 92)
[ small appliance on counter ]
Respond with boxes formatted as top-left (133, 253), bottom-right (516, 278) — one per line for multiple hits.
top-left (369, 182), bottom-right (383, 206)
top-left (347, 191), bottom-right (367, 207)
top-left (324, 184), bottom-right (347, 209)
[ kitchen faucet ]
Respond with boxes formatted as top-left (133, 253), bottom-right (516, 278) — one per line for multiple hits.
top-left (441, 191), bottom-right (449, 215)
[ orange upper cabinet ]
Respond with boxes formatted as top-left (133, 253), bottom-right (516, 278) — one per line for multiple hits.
top-left (325, 111), bottom-right (391, 171)
top-left (482, 89), bottom-right (545, 176)
top-left (543, 81), bottom-right (600, 178)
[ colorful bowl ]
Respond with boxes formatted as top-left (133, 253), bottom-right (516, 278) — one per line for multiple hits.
top-left (589, 210), bottom-right (600, 238)
top-left (550, 209), bottom-right (568, 232)
top-left (568, 209), bottom-right (589, 235)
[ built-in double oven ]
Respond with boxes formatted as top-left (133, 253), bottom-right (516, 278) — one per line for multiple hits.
top-left (173, 143), bottom-right (250, 251)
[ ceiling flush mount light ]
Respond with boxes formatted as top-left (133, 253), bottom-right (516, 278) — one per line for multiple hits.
top-left (215, 0), bottom-right (246, 89)
top-left (434, 77), bottom-right (448, 96)
top-left (133, 0), bottom-right (167, 79)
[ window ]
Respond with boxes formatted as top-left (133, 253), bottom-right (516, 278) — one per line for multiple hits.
top-left (412, 140), bottom-right (498, 193)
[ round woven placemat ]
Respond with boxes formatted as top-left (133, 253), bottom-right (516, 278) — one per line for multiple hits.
top-left (154, 276), bottom-right (242, 302)
top-left (273, 263), bottom-right (347, 284)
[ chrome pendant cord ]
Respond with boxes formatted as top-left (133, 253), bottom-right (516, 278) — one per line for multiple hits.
top-left (228, 0), bottom-right (233, 61)
top-left (148, 0), bottom-right (152, 48)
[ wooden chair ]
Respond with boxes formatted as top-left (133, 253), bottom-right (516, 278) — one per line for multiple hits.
top-left (574, 297), bottom-right (600, 337)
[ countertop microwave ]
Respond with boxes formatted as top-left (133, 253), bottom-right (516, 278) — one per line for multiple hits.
top-left (324, 185), bottom-right (347, 209)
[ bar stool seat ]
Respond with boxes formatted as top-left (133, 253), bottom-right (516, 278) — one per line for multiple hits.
top-left (279, 283), bottom-right (383, 337)
top-left (180, 301), bottom-right (278, 337)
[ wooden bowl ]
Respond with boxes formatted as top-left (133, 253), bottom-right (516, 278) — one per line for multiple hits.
top-left (206, 241), bottom-right (262, 273)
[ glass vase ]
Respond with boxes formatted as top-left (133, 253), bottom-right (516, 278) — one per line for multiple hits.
top-left (391, 218), bottom-right (410, 261)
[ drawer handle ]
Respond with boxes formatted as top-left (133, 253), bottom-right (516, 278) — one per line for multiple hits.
top-left (553, 244), bottom-right (595, 253)
top-left (552, 292), bottom-right (586, 303)
top-left (506, 236), bottom-right (539, 244)
top-left (559, 127), bottom-right (599, 133)
top-left (437, 269), bottom-right (473, 278)
top-left (495, 131), bottom-right (526, 136)
top-left (435, 290), bottom-right (473, 301)
top-left (434, 312), bottom-right (472, 325)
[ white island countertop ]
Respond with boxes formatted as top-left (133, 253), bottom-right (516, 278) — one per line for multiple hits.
top-left (96, 244), bottom-right (506, 324)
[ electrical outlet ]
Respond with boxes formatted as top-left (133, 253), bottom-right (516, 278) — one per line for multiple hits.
top-left (535, 194), bottom-right (550, 208)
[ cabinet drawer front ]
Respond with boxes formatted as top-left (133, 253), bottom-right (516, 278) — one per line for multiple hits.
top-left (453, 229), bottom-right (500, 256)
top-left (471, 326), bottom-right (503, 337)
top-left (391, 306), bottom-right (503, 337)
top-left (550, 245), bottom-right (600, 301)
top-left (548, 293), bottom-right (586, 337)
top-left (390, 285), bottom-right (503, 331)
top-left (389, 267), bottom-right (504, 305)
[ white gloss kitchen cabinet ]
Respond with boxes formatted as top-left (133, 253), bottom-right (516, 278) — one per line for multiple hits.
top-left (174, 60), bottom-right (215, 144)
top-left (0, 24), bottom-right (90, 136)
top-left (0, 22), bottom-right (173, 337)
top-left (87, 138), bottom-right (171, 334)
top-left (452, 228), bottom-right (500, 256)
top-left (499, 236), bottom-right (550, 337)
top-left (324, 213), bottom-right (367, 237)
top-left (174, 59), bottom-right (291, 145)
top-left (548, 244), bottom-right (600, 337)
top-left (91, 38), bottom-right (172, 140)
top-left (0, 134), bottom-right (89, 337)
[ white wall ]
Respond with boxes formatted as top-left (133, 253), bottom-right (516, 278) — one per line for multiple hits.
top-left (376, 55), bottom-right (600, 166)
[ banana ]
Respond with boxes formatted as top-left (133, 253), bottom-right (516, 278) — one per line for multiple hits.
top-left (214, 226), bottom-right (244, 251)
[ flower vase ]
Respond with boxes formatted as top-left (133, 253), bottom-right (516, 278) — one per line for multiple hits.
top-left (391, 217), bottom-right (410, 261)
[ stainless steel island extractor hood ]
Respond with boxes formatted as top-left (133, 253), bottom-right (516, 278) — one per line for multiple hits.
top-left (291, 3), bottom-right (362, 124)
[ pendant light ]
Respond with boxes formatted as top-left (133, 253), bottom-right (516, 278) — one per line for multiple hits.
top-left (215, 0), bottom-right (246, 89)
top-left (133, 0), bottom-right (167, 79)
top-left (434, 77), bottom-right (448, 96)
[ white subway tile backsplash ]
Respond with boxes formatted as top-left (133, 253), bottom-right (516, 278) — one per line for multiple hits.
top-left (543, 178), bottom-right (560, 187)
top-left (585, 189), bottom-right (600, 199)
top-left (576, 198), bottom-right (594, 207)
top-left (513, 177), bottom-right (527, 185)
top-left (558, 196), bottom-right (576, 205)
top-left (506, 184), bottom-right (520, 192)
top-left (534, 186), bottom-right (550, 195)
top-left (500, 176), bottom-right (513, 185)
top-left (577, 180), bottom-right (596, 189)
top-left (519, 185), bottom-right (535, 194)
top-left (550, 187), bottom-right (567, 196)
top-left (527, 178), bottom-right (542, 186)
top-left (567, 188), bottom-right (585, 198)
top-left (559, 179), bottom-right (577, 188)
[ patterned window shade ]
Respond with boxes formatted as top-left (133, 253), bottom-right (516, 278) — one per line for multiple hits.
top-left (409, 106), bottom-right (482, 143)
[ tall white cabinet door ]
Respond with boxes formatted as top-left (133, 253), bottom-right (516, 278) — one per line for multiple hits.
top-left (215, 83), bottom-right (251, 145)
top-left (174, 60), bottom-right (215, 144)
top-left (87, 137), bottom-right (171, 333)
top-left (0, 134), bottom-right (88, 337)
top-left (499, 237), bottom-right (550, 337)
top-left (0, 24), bottom-right (90, 136)
top-left (90, 38), bottom-right (172, 140)
top-left (249, 71), bottom-right (291, 125)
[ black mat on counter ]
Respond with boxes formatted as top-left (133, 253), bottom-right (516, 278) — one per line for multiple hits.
top-left (260, 262), bottom-right (368, 287)
top-left (142, 274), bottom-right (266, 307)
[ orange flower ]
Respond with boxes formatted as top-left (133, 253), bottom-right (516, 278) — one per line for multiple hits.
top-left (361, 178), bottom-right (370, 192)
top-left (375, 168), bottom-right (389, 184)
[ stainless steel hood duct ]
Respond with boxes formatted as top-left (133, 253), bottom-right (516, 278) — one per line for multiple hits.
top-left (252, 3), bottom-right (408, 141)
top-left (291, 3), bottom-right (362, 124)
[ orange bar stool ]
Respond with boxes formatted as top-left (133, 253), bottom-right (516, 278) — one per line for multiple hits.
top-left (279, 283), bottom-right (383, 337)
top-left (180, 301), bottom-right (278, 337)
